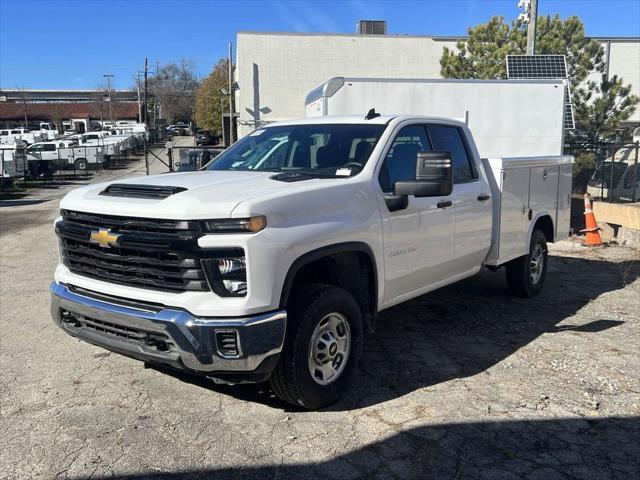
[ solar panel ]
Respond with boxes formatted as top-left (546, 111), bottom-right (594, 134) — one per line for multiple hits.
top-left (506, 55), bottom-right (568, 79)
top-left (563, 86), bottom-right (575, 131)
top-left (506, 54), bottom-right (574, 129)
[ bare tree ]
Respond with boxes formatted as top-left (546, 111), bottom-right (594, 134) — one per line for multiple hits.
top-left (149, 59), bottom-right (200, 123)
top-left (15, 87), bottom-right (31, 128)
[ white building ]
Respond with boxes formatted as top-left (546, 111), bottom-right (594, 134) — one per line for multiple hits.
top-left (236, 31), bottom-right (640, 138)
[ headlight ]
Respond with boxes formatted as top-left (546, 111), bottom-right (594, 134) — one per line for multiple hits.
top-left (203, 216), bottom-right (266, 233)
top-left (202, 250), bottom-right (247, 297)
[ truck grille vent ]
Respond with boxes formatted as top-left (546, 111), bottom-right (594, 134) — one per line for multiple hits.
top-left (215, 330), bottom-right (240, 357)
top-left (60, 310), bottom-right (173, 352)
top-left (99, 183), bottom-right (187, 199)
top-left (58, 210), bottom-right (208, 292)
top-left (61, 209), bottom-right (200, 235)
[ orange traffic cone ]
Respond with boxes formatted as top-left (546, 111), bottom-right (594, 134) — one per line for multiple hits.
top-left (581, 193), bottom-right (602, 246)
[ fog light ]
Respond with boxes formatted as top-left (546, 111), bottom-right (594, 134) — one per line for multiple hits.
top-left (202, 251), bottom-right (247, 297)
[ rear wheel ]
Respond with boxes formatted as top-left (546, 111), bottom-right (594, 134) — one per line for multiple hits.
top-left (505, 229), bottom-right (548, 297)
top-left (269, 284), bottom-right (362, 409)
top-left (74, 158), bottom-right (87, 171)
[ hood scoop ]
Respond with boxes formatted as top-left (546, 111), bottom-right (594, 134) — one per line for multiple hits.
top-left (270, 172), bottom-right (316, 183)
top-left (99, 183), bottom-right (188, 199)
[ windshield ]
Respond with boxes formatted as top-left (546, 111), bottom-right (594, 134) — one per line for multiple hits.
top-left (207, 124), bottom-right (385, 177)
top-left (589, 162), bottom-right (629, 187)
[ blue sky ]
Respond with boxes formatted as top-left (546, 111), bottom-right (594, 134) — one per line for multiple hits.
top-left (1, 0), bottom-right (638, 89)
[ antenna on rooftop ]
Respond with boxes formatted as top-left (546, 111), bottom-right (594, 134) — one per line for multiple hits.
top-left (365, 108), bottom-right (381, 120)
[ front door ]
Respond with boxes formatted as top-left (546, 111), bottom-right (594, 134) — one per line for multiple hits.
top-left (376, 123), bottom-right (455, 305)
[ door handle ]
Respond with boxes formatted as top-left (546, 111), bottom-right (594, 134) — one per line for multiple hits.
top-left (437, 200), bottom-right (453, 209)
top-left (477, 193), bottom-right (491, 201)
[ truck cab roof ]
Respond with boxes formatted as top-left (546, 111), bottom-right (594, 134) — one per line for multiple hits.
top-left (268, 114), bottom-right (467, 128)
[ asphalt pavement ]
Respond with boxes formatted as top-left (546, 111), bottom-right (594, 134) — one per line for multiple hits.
top-left (1, 147), bottom-right (638, 479)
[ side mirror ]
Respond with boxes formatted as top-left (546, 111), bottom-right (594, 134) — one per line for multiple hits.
top-left (394, 151), bottom-right (453, 197)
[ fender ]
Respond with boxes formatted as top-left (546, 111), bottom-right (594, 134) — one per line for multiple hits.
top-left (279, 241), bottom-right (378, 313)
top-left (527, 212), bottom-right (555, 250)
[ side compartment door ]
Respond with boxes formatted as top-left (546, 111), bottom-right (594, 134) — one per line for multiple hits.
top-left (376, 124), bottom-right (455, 303)
top-left (427, 125), bottom-right (492, 273)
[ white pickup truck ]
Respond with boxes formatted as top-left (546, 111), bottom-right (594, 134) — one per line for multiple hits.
top-left (0, 128), bottom-right (43, 146)
top-left (51, 114), bottom-right (572, 408)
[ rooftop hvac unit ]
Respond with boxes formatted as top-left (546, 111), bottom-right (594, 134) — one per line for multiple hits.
top-left (357, 20), bottom-right (387, 35)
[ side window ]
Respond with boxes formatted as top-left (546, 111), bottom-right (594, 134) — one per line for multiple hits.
top-left (378, 125), bottom-right (432, 193)
top-left (44, 144), bottom-right (56, 152)
top-left (427, 125), bottom-right (476, 183)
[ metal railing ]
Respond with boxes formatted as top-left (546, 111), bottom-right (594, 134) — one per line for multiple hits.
top-left (565, 142), bottom-right (639, 204)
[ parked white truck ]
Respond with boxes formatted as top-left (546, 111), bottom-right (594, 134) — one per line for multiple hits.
top-left (0, 128), bottom-right (44, 146)
top-left (26, 140), bottom-right (104, 171)
top-left (51, 110), bottom-right (572, 408)
top-left (0, 144), bottom-right (26, 183)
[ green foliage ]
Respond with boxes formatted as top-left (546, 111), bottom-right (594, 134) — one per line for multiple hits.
top-left (194, 59), bottom-right (233, 132)
top-left (441, 14), bottom-right (604, 88)
top-left (440, 14), bottom-right (638, 143)
top-left (572, 75), bottom-right (639, 144)
top-left (572, 151), bottom-right (598, 193)
top-left (441, 16), bottom-right (522, 80)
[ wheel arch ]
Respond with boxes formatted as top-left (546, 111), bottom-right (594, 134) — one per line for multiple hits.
top-left (529, 213), bottom-right (554, 248)
top-left (279, 242), bottom-right (378, 332)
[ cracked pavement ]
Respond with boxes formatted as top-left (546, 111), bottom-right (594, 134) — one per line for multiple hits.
top-left (1, 152), bottom-right (639, 479)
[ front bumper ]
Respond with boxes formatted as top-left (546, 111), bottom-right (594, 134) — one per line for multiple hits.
top-left (50, 282), bottom-right (286, 381)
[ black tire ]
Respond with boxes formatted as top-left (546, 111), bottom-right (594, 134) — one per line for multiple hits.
top-left (74, 158), bottom-right (88, 171)
top-left (269, 284), bottom-right (363, 409)
top-left (505, 229), bottom-right (548, 297)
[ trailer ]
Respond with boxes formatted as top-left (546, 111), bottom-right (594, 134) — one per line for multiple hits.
top-left (305, 77), bottom-right (567, 158)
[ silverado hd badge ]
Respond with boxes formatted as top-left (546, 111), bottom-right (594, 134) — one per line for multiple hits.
top-left (89, 228), bottom-right (121, 248)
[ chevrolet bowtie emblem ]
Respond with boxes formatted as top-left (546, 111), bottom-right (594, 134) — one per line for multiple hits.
top-left (89, 228), bottom-right (121, 248)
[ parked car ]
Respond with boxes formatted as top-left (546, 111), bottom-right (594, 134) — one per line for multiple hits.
top-left (167, 124), bottom-right (190, 136)
top-left (195, 130), bottom-right (218, 146)
top-left (174, 148), bottom-right (222, 171)
top-left (586, 128), bottom-right (640, 202)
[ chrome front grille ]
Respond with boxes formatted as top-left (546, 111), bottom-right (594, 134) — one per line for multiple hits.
top-left (58, 210), bottom-right (208, 292)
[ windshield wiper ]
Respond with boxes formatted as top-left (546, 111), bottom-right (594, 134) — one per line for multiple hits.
top-left (270, 171), bottom-right (341, 182)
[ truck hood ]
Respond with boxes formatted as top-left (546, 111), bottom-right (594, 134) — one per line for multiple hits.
top-left (59, 171), bottom-right (325, 219)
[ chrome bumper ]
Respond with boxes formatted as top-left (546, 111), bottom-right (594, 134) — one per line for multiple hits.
top-left (50, 282), bottom-right (286, 376)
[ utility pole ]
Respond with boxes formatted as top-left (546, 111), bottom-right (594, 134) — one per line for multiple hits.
top-left (103, 74), bottom-right (114, 124)
top-left (518, 0), bottom-right (538, 55)
top-left (144, 57), bottom-right (150, 174)
top-left (136, 70), bottom-right (142, 123)
top-left (228, 42), bottom-right (234, 144)
top-left (144, 58), bottom-right (149, 125)
top-left (155, 58), bottom-right (160, 126)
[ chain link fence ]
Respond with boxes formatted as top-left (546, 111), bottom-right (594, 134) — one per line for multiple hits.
top-left (144, 145), bottom-right (224, 174)
top-left (566, 142), bottom-right (639, 203)
top-left (0, 138), bottom-right (147, 190)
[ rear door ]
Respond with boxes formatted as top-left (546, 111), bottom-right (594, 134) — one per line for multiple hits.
top-left (42, 143), bottom-right (57, 161)
top-left (376, 123), bottom-right (455, 304)
top-left (427, 124), bottom-right (492, 273)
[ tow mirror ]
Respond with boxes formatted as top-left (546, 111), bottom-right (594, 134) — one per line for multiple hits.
top-left (394, 151), bottom-right (453, 197)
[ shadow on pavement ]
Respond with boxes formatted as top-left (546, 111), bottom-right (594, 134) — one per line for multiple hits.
top-left (155, 254), bottom-right (638, 412)
top-left (85, 416), bottom-right (639, 480)
top-left (0, 199), bottom-right (50, 208)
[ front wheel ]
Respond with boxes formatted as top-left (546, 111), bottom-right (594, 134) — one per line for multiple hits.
top-left (269, 284), bottom-right (363, 409)
top-left (74, 158), bottom-right (87, 171)
top-left (505, 229), bottom-right (548, 297)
